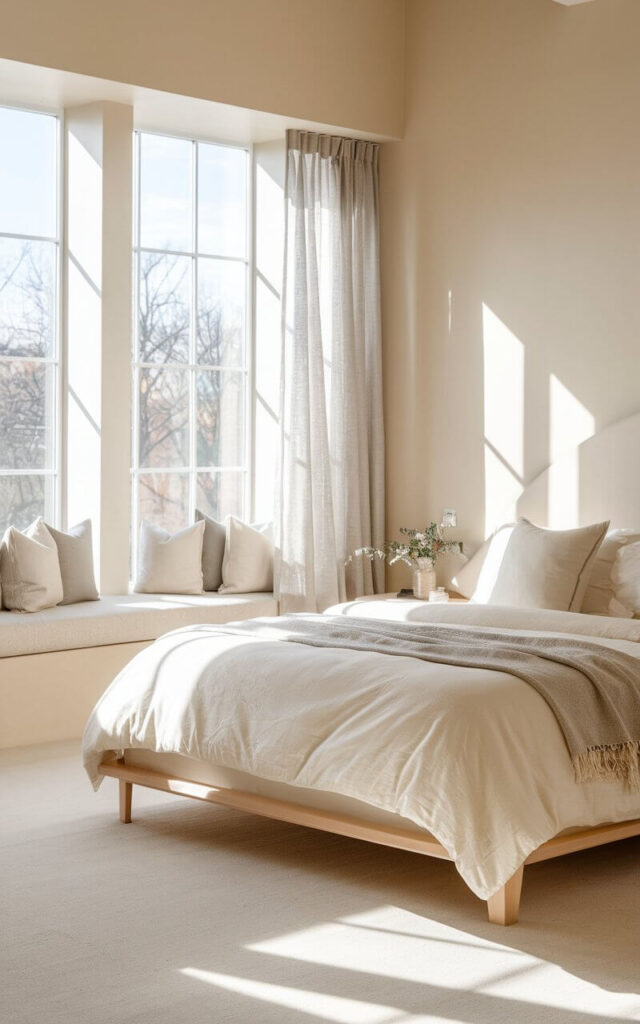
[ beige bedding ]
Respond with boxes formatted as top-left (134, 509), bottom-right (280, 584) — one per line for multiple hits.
top-left (83, 603), bottom-right (640, 899)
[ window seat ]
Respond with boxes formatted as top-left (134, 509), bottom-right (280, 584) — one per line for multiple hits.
top-left (0, 592), bottom-right (278, 659)
top-left (0, 592), bottom-right (278, 749)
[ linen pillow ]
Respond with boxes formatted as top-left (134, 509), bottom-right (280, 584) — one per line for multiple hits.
top-left (451, 524), bottom-right (514, 601)
top-left (0, 517), bottom-right (63, 612)
top-left (45, 519), bottom-right (99, 605)
top-left (610, 540), bottom-right (640, 618)
top-left (195, 509), bottom-right (226, 592)
top-left (487, 518), bottom-right (609, 611)
top-left (219, 517), bottom-right (273, 594)
top-left (134, 519), bottom-right (205, 595)
top-left (580, 529), bottom-right (640, 617)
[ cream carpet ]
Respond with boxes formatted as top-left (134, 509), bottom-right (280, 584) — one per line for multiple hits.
top-left (2, 742), bottom-right (640, 1024)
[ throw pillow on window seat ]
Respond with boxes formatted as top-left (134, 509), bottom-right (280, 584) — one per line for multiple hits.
top-left (195, 509), bottom-right (226, 591)
top-left (0, 517), bottom-right (64, 612)
top-left (45, 519), bottom-right (99, 605)
top-left (134, 519), bottom-right (205, 595)
top-left (219, 517), bottom-right (273, 594)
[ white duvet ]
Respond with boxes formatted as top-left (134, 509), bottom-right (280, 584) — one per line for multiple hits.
top-left (82, 601), bottom-right (640, 899)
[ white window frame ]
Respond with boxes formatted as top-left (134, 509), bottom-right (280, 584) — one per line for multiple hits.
top-left (0, 103), bottom-right (62, 528)
top-left (131, 130), bottom-right (253, 568)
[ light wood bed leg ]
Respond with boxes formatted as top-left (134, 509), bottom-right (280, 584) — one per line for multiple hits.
top-left (119, 780), bottom-right (132, 823)
top-left (486, 866), bottom-right (524, 925)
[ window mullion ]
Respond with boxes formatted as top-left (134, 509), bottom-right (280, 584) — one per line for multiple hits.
top-left (53, 108), bottom-right (63, 528)
top-left (189, 139), bottom-right (198, 521)
top-left (131, 132), bottom-right (142, 575)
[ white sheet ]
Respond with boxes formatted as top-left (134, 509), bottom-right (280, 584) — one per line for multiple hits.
top-left (82, 604), bottom-right (640, 899)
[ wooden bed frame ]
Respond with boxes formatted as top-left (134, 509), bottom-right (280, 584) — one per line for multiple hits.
top-left (100, 759), bottom-right (640, 926)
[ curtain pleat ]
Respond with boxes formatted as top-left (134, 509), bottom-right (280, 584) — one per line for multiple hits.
top-left (275, 130), bottom-right (385, 612)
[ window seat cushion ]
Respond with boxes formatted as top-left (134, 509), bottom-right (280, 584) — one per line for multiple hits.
top-left (0, 592), bottom-right (278, 659)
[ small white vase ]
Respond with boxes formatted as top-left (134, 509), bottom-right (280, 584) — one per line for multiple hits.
top-left (413, 558), bottom-right (436, 600)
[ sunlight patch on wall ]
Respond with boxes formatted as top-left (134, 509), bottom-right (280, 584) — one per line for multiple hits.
top-left (482, 304), bottom-right (524, 536)
top-left (484, 447), bottom-right (523, 540)
top-left (547, 374), bottom-right (595, 528)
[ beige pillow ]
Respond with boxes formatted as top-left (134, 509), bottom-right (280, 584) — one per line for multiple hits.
top-left (219, 517), bottom-right (273, 594)
top-left (46, 519), bottom-right (99, 605)
top-left (196, 509), bottom-right (226, 592)
top-left (580, 529), bottom-right (640, 617)
top-left (610, 541), bottom-right (640, 618)
top-left (451, 524), bottom-right (514, 601)
top-left (134, 519), bottom-right (205, 595)
top-left (487, 518), bottom-right (609, 611)
top-left (0, 518), bottom-right (63, 612)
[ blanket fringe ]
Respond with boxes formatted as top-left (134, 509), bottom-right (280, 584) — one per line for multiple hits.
top-left (573, 741), bottom-right (640, 792)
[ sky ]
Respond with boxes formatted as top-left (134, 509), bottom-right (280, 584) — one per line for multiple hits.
top-left (0, 106), bottom-right (57, 239)
top-left (139, 132), bottom-right (247, 258)
top-left (0, 106), bottom-right (248, 254)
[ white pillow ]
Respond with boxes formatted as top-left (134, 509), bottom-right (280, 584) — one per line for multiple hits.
top-left (196, 509), bottom-right (226, 592)
top-left (134, 519), bottom-right (205, 595)
top-left (219, 517), bottom-right (273, 594)
top-left (486, 518), bottom-right (608, 611)
top-left (610, 541), bottom-right (640, 618)
top-left (0, 517), bottom-right (63, 612)
top-left (46, 519), bottom-right (99, 605)
top-left (580, 529), bottom-right (640, 617)
top-left (451, 524), bottom-right (514, 601)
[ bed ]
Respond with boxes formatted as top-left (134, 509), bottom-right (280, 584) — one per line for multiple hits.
top-left (83, 414), bottom-right (640, 926)
top-left (83, 601), bottom-right (640, 926)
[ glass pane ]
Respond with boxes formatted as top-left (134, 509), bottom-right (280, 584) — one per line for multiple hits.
top-left (196, 370), bottom-right (244, 467)
top-left (138, 253), bottom-right (191, 363)
top-left (198, 143), bottom-right (247, 258)
top-left (0, 107), bottom-right (57, 238)
top-left (0, 474), bottom-right (53, 532)
top-left (197, 258), bottom-right (245, 366)
top-left (196, 471), bottom-right (244, 521)
top-left (0, 238), bottom-right (56, 358)
top-left (0, 361), bottom-right (54, 470)
top-left (140, 134), bottom-right (192, 252)
top-left (138, 472), bottom-right (188, 534)
top-left (138, 367), bottom-right (189, 468)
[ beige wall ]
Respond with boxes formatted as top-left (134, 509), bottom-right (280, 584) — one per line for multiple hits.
top-left (1, 0), bottom-right (405, 138)
top-left (381, 0), bottom-right (640, 582)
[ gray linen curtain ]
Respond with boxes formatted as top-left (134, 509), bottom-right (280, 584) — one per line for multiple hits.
top-left (275, 130), bottom-right (385, 612)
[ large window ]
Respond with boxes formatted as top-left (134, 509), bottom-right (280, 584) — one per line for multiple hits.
top-left (0, 106), bottom-right (59, 531)
top-left (132, 132), bottom-right (249, 550)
